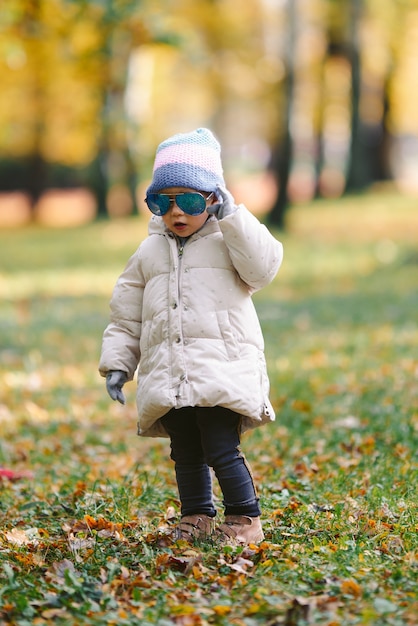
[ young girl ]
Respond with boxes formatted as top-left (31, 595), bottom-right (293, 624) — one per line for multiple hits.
top-left (99, 128), bottom-right (283, 545)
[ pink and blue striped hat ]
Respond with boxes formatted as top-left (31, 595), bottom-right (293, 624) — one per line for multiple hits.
top-left (146, 128), bottom-right (225, 194)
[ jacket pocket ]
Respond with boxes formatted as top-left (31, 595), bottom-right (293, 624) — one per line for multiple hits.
top-left (139, 313), bottom-right (166, 373)
top-left (216, 310), bottom-right (240, 360)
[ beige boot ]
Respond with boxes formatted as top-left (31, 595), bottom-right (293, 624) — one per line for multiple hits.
top-left (174, 514), bottom-right (216, 541)
top-left (215, 515), bottom-right (264, 546)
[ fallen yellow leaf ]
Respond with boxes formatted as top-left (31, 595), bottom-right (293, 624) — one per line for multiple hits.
top-left (213, 605), bottom-right (231, 616)
top-left (341, 578), bottom-right (362, 597)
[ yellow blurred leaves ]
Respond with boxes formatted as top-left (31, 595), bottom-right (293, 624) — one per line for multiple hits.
top-left (68, 21), bottom-right (103, 56)
top-left (212, 605), bottom-right (231, 616)
top-left (0, 0), bottom-right (113, 164)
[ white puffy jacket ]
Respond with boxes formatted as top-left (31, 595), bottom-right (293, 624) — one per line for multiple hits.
top-left (99, 206), bottom-right (283, 437)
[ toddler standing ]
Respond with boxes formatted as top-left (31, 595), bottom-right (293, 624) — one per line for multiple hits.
top-left (99, 128), bottom-right (283, 545)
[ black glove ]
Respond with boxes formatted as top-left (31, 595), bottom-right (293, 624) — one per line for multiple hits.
top-left (206, 185), bottom-right (238, 220)
top-left (106, 370), bottom-right (128, 405)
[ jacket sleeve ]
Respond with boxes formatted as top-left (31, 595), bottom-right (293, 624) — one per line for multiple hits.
top-left (218, 205), bottom-right (283, 291)
top-left (98, 248), bottom-right (144, 380)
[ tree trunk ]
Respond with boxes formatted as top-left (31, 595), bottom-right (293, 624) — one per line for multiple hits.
top-left (269, 0), bottom-right (297, 229)
top-left (345, 0), bottom-right (363, 192)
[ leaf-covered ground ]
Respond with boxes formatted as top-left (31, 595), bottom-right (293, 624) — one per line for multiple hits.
top-left (0, 190), bottom-right (417, 625)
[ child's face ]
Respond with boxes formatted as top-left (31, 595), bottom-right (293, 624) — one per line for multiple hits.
top-left (160, 187), bottom-right (216, 237)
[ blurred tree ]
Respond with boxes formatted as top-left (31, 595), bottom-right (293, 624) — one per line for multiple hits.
top-left (268, 0), bottom-right (399, 226)
top-left (1, 0), bottom-right (418, 223)
top-left (331, 0), bottom-right (372, 192)
top-left (268, 0), bottom-right (296, 229)
top-left (127, 0), bottom-right (278, 181)
top-left (77, 0), bottom-right (148, 215)
top-left (0, 0), bottom-right (150, 215)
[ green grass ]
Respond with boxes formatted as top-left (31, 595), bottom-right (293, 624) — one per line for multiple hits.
top-left (0, 189), bottom-right (417, 625)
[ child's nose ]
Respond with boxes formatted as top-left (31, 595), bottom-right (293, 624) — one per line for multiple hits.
top-left (170, 200), bottom-right (184, 214)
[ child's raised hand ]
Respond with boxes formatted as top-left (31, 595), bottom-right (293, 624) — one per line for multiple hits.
top-left (106, 370), bottom-right (128, 404)
top-left (206, 185), bottom-right (238, 220)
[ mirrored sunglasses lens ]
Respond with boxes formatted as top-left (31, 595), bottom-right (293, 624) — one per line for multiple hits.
top-left (176, 193), bottom-right (206, 215)
top-left (146, 194), bottom-right (170, 215)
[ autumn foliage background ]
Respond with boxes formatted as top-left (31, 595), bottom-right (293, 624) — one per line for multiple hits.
top-left (1, 1), bottom-right (418, 625)
top-left (2, 0), bottom-right (418, 223)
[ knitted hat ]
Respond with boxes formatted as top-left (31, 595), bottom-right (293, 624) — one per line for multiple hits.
top-left (146, 128), bottom-right (225, 194)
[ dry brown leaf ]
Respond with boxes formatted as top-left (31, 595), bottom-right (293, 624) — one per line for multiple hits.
top-left (226, 556), bottom-right (254, 575)
top-left (166, 505), bottom-right (177, 521)
top-left (41, 608), bottom-right (71, 619)
top-left (4, 527), bottom-right (39, 546)
top-left (44, 559), bottom-right (79, 585)
top-left (155, 551), bottom-right (202, 576)
top-left (284, 594), bottom-right (340, 625)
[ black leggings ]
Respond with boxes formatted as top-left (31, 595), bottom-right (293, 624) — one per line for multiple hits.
top-left (160, 406), bottom-right (261, 518)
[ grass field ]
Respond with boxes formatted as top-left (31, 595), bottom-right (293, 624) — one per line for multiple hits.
top-left (0, 189), bottom-right (417, 625)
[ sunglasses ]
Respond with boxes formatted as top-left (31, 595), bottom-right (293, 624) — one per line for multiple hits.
top-left (145, 192), bottom-right (214, 216)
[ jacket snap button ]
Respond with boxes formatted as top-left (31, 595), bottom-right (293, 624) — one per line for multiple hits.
top-left (175, 337), bottom-right (181, 343)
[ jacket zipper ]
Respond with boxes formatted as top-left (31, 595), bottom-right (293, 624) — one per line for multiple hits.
top-left (176, 239), bottom-right (186, 398)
